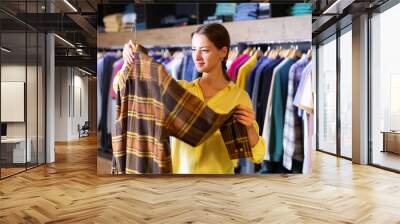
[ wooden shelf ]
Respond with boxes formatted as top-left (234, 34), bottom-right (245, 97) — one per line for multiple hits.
top-left (97, 15), bottom-right (311, 48)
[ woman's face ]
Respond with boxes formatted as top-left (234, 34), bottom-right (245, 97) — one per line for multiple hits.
top-left (191, 33), bottom-right (227, 73)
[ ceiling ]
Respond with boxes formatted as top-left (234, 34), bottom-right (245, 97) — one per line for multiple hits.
top-left (0, 0), bottom-right (97, 73)
top-left (311, 0), bottom-right (390, 43)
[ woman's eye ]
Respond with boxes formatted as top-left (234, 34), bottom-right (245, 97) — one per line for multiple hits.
top-left (202, 49), bottom-right (209, 53)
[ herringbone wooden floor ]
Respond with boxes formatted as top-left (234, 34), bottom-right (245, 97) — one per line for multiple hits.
top-left (1, 135), bottom-right (400, 223)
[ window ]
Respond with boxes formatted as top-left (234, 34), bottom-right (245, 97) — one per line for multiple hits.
top-left (317, 36), bottom-right (337, 154)
top-left (370, 2), bottom-right (400, 171)
top-left (339, 27), bottom-right (352, 158)
top-left (0, 1), bottom-right (47, 179)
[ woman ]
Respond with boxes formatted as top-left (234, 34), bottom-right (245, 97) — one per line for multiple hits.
top-left (122, 23), bottom-right (265, 174)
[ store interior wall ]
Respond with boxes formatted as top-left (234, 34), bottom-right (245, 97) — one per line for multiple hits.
top-left (1, 64), bottom-right (44, 145)
top-left (55, 67), bottom-right (89, 141)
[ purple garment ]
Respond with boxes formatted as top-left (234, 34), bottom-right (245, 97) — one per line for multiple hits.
top-left (294, 62), bottom-right (312, 117)
top-left (98, 52), bottom-right (118, 155)
top-left (111, 59), bottom-right (124, 98)
top-left (293, 56), bottom-right (309, 96)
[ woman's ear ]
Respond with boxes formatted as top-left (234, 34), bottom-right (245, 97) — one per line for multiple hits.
top-left (220, 46), bottom-right (228, 60)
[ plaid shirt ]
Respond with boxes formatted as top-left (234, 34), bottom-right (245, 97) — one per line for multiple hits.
top-left (282, 55), bottom-right (309, 170)
top-left (112, 50), bottom-right (252, 174)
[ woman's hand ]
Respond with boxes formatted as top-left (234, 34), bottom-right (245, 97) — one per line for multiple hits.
top-left (233, 104), bottom-right (255, 129)
top-left (123, 40), bottom-right (136, 65)
top-left (234, 104), bottom-right (259, 147)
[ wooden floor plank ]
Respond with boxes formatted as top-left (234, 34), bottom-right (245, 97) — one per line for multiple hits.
top-left (0, 135), bottom-right (399, 223)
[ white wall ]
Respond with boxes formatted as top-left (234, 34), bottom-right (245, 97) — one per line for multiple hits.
top-left (1, 64), bottom-right (46, 164)
top-left (71, 71), bottom-right (89, 139)
top-left (1, 65), bottom-right (32, 138)
top-left (54, 66), bottom-right (89, 141)
top-left (55, 66), bottom-right (69, 141)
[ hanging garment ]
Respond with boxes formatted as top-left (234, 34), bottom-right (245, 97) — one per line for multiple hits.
top-left (249, 57), bottom-right (273, 111)
top-left (261, 58), bottom-right (289, 161)
top-left (171, 79), bottom-right (265, 174)
top-left (109, 59), bottom-right (124, 150)
top-left (255, 57), bottom-right (285, 134)
top-left (236, 53), bottom-right (258, 90)
top-left (246, 56), bottom-right (269, 97)
top-left (227, 54), bottom-right (249, 80)
top-left (282, 55), bottom-right (309, 170)
top-left (191, 63), bottom-right (200, 82)
top-left (111, 59), bottom-right (124, 98)
top-left (97, 53), bottom-right (118, 154)
top-left (239, 56), bottom-right (277, 173)
top-left (97, 57), bottom-right (104, 130)
top-left (112, 50), bottom-right (253, 174)
top-left (268, 58), bottom-right (298, 162)
top-left (293, 62), bottom-right (313, 114)
top-left (183, 53), bottom-right (196, 81)
top-left (165, 55), bottom-right (184, 80)
top-left (303, 113), bottom-right (313, 174)
top-left (293, 62), bottom-right (313, 174)
top-left (292, 62), bottom-right (312, 166)
top-left (233, 55), bottom-right (250, 81)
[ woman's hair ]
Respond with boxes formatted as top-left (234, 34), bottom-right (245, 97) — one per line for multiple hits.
top-left (191, 23), bottom-right (231, 81)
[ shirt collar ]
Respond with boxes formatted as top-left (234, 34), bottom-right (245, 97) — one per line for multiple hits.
top-left (193, 78), bottom-right (234, 90)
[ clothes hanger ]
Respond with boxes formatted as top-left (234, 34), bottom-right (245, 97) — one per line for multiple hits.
top-left (270, 47), bottom-right (279, 59)
top-left (130, 23), bottom-right (148, 53)
top-left (132, 23), bottom-right (137, 50)
top-left (249, 46), bottom-right (255, 56)
top-left (287, 43), bottom-right (302, 58)
top-left (232, 46), bottom-right (239, 59)
top-left (276, 46), bottom-right (285, 58)
top-left (163, 48), bottom-right (171, 58)
top-left (306, 48), bottom-right (312, 60)
top-left (254, 46), bottom-right (263, 58)
top-left (285, 44), bottom-right (294, 58)
top-left (264, 46), bottom-right (271, 57)
top-left (249, 46), bottom-right (258, 56)
top-left (243, 47), bottom-right (252, 55)
top-left (116, 49), bottom-right (123, 58)
top-left (287, 48), bottom-right (299, 58)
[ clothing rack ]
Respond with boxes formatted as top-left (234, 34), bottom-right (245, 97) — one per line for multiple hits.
top-left (232, 40), bottom-right (311, 54)
top-left (97, 44), bottom-right (192, 52)
top-left (98, 40), bottom-right (311, 52)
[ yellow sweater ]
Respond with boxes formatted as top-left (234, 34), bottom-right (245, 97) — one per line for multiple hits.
top-left (170, 78), bottom-right (266, 174)
top-left (236, 54), bottom-right (258, 90)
